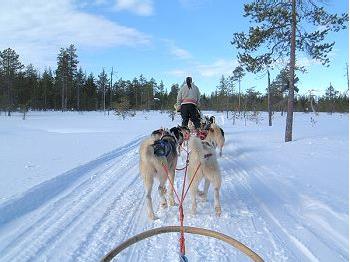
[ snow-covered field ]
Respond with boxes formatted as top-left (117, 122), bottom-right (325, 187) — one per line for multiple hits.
top-left (0, 111), bottom-right (348, 261)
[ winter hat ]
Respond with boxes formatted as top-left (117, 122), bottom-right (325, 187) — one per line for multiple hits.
top-left (186, 77), bottom-right (192, 88)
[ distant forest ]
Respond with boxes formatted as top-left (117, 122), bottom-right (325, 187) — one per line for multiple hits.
top-left (0, 45), bottom-right (348, 116)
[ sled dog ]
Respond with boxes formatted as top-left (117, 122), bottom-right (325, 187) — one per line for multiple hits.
top-left (187, 136), bottom-right (222, 216)
top-left (139, 127), bottom-right (183, 220)
top-left (205, 117), bottom-right (225, 157)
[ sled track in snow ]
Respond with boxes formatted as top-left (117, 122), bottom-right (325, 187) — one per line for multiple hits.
top-left (0, 136), bottom-right (146, 261)
top-left (0, 136), bottom-right (144, 226)
top-left (222, 148), bottom-right (348, 261)
top-left (1, 130), bottom-right (347, 262)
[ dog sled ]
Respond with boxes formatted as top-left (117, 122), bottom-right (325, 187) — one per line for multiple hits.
top-left (101, 226), bottom-right (264, 261)
top-left (101, 126), bottom-right (264, 262)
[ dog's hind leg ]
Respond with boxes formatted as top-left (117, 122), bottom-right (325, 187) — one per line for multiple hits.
top-left (158, 175), bottom-right (168, 209)
top-left (189, 179), bottom-right (200, 215)
top-left (213, 187), bottom-right (221, 217)
top-left (167, 169), bottom-right (176, 206)
top-left (198, 178), bottom-right (210, 201)
top-left (212, 178), bottom-right (222, 217)
top-left (144, 174), bottom-right (157, 220)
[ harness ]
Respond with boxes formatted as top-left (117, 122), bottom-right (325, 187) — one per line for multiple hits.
top-left (197, 130), bottom-right (208, 140)
top-left (153, 135), bottom-right (176, 157)
top-left (203, 153), bottom-right (213, 159)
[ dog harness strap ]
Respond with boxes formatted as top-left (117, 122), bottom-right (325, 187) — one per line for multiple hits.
top-left (204, 153), bottom-right (213, 159)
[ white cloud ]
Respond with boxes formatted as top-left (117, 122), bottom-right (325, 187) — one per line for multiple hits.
top-left (171, 47), bottom-right (192, 60)
top-left (115, 0), bottom-right (154, 16)
top-left (196, 59), bottom-right (237, 77)
top-left (167, 58), bottom-right (237, 85)
top-left (162, 39), bottom-right (192, 60)
top-left (167, 69), bottom-right (188, 77)
top-left (0, 0), bottom-right (151, 69)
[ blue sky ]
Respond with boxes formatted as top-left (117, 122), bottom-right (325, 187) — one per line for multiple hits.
top-left (0, 0), bottom-right (348, 96)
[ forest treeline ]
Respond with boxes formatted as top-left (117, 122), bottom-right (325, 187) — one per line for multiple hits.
top-left (0, 46), bottom-right (348, 116)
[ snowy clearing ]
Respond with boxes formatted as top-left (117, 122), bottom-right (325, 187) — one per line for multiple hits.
top-left (0, 111), bottom-right (348, 261)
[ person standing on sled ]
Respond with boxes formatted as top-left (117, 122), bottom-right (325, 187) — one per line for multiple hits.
top-left (176, 76), bottom-right (201, 129)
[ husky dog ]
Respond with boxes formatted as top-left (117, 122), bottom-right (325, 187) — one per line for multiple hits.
top-left (139, 127), bottom-right (183, 220)
top-left (204, 116), bottom-right (225, 157)
top-left (187, 136), bottom-right (222, 216)
top-left (188, 119), bottom-right (196, 131)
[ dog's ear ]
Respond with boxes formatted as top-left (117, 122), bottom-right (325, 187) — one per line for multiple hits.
top-left (209, 116), bottom-right (215, 124)
top-left (169, 127), bottom-right (180, 141)
top-left (151, 129), bottom-right (162, 136)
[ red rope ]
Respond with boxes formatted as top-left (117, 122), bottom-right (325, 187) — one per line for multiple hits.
top-left (161, 142), bottom-right (202, 257)
top-left (161, 164), bottom-right (181, 204)
top-left (180, 145), bottom-right (190, 202)
top-left (182, 162), bottom-right (201, 202)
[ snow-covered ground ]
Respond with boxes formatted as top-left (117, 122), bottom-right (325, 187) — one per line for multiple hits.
top-left (0, 111), bottom-right (348, 261)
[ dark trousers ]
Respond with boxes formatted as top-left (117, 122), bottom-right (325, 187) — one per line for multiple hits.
top-left (180, 104), bottom-right (201, 129)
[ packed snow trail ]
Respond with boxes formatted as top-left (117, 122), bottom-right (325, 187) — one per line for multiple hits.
top-left (0, 114), bottom-right (348, 261)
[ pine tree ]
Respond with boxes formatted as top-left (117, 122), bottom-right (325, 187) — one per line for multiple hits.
top-left (56, 48), bottom-right (69, 111)
top-left (83, 73), bottom-right (97, 110)
top-left (232, 0), bottom-right (348, 141)
top-left (97, 69), bottom-right (109, 113)
top-left (325, 82), bottom-right (339, 114)
top-left (232, 66), bottom-right (245, 114)
top-left (22, 64), bottom-right (38, 110)
top-left (75, 67), bottom-right (85, 111)
top-left (0, 48), bottom-right (24, 115)
top-left (41, 68), bottom-right (55, 110)
top-left (67, 44), bottom-right (78, 109)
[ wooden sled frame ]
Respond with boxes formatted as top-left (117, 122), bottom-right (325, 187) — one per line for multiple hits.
top-left (101, 226), bottom-right (264, 262)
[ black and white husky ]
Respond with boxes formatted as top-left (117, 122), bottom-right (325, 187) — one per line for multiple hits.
top-left (139, 127), bottom-right (183, 220)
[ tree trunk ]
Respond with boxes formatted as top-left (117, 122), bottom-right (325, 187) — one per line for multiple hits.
top-left (77, 84), bottom-right (80, 111)
top-left (285, 0), bottom-right (296, 142)
top-left (267, 70), bottom-right (272, 126)
top-left (61, 76), bottom-right (65, 111)
top-left (346, 63), bottom-right (349, 91)
top-left (238, 78), bottom-right (241, 115)
top-left (65, 76), bottom-right (68, 110)
top-left (44, 82), bottom-right (47, 110)
top-left (309, 94), bottom-right (317, 116)
top-left (7, 75), bottom-right (11, 116)
top-left (109, 67), bottom-right (113, 115)
top-left (103, 84), bottom-right (106, 115)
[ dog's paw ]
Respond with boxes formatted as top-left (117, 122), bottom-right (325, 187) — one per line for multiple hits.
top-left (169, 199), bottom-right (176, 206)
top-left (197, 190), bottom-right (204, 196)
top-left (158, 186), bottom-right (167, 194)
top-left (191, 206), bottom-right (197, 215)
top-left (215, 206), bottom-right (222, 217)
top-left (197, 191), bottom-right (207, 201)
top-left (148, 213), bottom-right (159, 220)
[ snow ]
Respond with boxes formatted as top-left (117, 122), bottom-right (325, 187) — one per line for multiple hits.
top-left (0, 111), bottom-right (348, 261)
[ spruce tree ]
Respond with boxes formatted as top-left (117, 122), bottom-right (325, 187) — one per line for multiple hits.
top-left (0, 48), bottom-right (24, 115)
